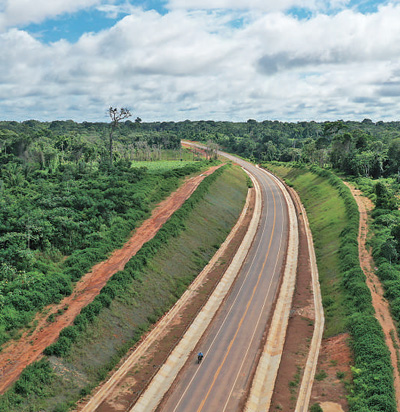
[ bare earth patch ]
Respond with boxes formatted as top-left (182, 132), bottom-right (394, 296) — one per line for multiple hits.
top-left (311, 333), bottom-right (352, 410)
top-left (0, 165), bottom-right (222, 395)
top-left (320, 401), bottom-right (345, 412)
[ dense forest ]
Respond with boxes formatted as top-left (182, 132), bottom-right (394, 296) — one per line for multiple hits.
top-left (166, 118), bottom-right (400, 179)
top-left (2, 117), bottom-right (400, 177)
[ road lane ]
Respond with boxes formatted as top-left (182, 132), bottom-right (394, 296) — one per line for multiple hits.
top-left (157, 155), bottom-right (289, 412)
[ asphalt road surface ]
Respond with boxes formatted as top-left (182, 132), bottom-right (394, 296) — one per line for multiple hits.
top-left (156, 154), bottom-right (289, 412)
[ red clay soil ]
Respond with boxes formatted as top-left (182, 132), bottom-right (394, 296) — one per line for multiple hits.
top-left (0, 165), bottom-right (222, 395)
top-left (344, 183), bottom-right (400, 408)
top-left (311, 333), bottom-right (352, 410)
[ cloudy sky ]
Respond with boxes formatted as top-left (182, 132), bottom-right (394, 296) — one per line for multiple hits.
top-left (0, 0), bottom-right (399, 122)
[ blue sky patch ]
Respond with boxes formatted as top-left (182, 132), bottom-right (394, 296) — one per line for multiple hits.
top-left (349, 0), bottom-right (387, 14)
top-left (23, 0), bottom-right (169, 43)
top-left (287, 7), bottom-right (314, 20)
top-left (24, 9), bottom-right (123, 43)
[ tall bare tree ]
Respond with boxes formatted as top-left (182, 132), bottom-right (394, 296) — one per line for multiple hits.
top-left (206, 140), bottom-right (219, 160)
top-left (108, 107), bottom-right (131, 167)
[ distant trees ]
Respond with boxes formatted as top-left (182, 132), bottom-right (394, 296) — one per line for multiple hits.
top-left (1, 116), bottom-right (400, 178)
top-left (387, 138), bottom-right (400, 176)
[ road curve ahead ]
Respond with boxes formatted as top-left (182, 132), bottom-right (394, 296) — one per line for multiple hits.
top-left (156, 153), bottom-right (289, 412)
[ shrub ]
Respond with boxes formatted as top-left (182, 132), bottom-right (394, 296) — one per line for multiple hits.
top-left (310, 403), bottom-right (323, 412)
top-left (13, 359), bottom-right (54, 397)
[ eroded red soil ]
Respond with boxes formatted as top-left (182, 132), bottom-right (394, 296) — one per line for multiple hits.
top-left (0, 165), bottom-right (222, 395)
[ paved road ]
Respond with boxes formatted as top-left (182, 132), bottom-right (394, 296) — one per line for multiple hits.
top-left (156, 154), bottom-right (289, 412)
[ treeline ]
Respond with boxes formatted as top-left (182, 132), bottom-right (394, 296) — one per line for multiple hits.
top-left (0, 119), bottom-right (181, 173)
top-left (2, 118), bottom-right (400, 179)
top-left (131, 118), bottom-right (400, 179)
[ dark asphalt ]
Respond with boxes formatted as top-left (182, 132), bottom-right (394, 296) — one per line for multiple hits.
top-left (157, 155), bottom-right (289, 412)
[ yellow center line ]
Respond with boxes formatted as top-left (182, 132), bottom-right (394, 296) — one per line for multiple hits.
top-left (196, 179), bottom-right (277, 412)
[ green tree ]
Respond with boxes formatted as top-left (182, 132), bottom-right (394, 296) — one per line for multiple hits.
top-left (387, 138), bottom-right (400, 175)
top-left (301, 138), bottom-right (317, 164)
top-left (108, 107), bottom-right (132, 168)
top-left (381, 237), bottom-right (398, 264)
top-left (355, 150), bottom-right (375, 177)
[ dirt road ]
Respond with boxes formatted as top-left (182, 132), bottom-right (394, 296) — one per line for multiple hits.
top-left (0, 165), bottom-right (222, 395)
top-left (345, 183), bottom-right (400, 408)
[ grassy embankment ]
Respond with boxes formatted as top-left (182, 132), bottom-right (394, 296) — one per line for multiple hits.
top-left (265, 163), bottom-right (397, 412)
top-left (267, 163), bottom-right (347, 336)
top-left (0, 163), bottom-right (248, 412)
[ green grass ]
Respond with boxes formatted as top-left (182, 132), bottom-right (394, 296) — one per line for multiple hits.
top-left (266, 164), bottom-right (348, 336)
top-left (0, 164), bottom-right (248, 411)
top-left (131, 160), bottom-right (199, 172)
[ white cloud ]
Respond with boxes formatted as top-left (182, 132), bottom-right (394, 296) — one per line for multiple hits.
top-left (96, 3), bottom-right (137, 19)
top-left (1, 4), bottom-right (400, 121)
top-left (252, 6), bottom-right (400, 74)
top-left (166, 0), bottom-right (351, 12)
top-left (0, 0), bottom-right (103, 30)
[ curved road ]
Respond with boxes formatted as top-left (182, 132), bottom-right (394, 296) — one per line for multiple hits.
top-left (156, 153), bottom-right (289, 412)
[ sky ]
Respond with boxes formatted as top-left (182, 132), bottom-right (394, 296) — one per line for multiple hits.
top-left (0, 0), bottom-right (399, 123)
